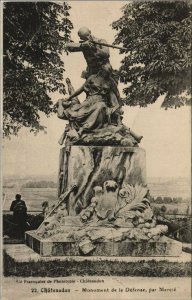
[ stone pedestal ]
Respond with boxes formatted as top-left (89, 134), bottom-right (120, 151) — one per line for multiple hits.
top-left (26, 230), bottom-right (182, 257)
top-left (58, 146), bottom-right (146, 208)
top-left (25, 145), bottom-right (183, 259)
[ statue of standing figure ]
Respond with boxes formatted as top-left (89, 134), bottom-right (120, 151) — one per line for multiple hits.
top-left (67, 27), bottom-right (118, 81)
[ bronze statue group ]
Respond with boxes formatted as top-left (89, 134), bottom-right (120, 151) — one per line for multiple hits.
top-left (57, 27), bottom-right (124, 140)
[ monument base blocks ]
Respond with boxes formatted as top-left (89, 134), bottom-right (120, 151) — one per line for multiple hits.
top-left (26, 230), bottom-right (182, 257)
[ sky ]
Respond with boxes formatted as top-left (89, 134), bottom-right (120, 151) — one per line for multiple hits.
top-left (3, 1), bottom-right (191, 179)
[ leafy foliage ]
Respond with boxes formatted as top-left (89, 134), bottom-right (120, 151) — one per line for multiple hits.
top-left (112, 1), bottom-right (191, 108)
top-left (3, 2), bottom-right (73, 136)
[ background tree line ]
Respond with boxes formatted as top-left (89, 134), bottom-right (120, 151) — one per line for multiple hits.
top-left (22, 180), bottom-right (57, 188)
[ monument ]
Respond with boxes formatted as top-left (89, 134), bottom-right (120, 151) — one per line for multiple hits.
top-left (25, 27), bottom-right (182, 257)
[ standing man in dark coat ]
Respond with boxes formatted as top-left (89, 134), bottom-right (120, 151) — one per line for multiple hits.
top-left (10, 194), bottom-right (27, 237)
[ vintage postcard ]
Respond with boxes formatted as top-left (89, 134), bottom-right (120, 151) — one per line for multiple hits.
top-left (1, 1), bottom-right (191, 300)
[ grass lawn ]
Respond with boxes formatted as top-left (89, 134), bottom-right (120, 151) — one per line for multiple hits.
top-left (3, 251), bottom-right (191, 277)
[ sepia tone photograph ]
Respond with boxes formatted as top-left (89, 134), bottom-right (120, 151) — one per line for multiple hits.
top-left (1, 1), bottom-right (191, 299)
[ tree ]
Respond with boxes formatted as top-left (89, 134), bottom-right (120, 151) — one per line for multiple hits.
top-left (156, 196), bottom-right (163, 203)
top-left (160, 205), bottom-right (167, 213)
top-left (112, 1), bottom-right (191, 108)
top-left (153, 206), bottom-right (160, 216)
top-left (172, 208), bottom-right (178, 215)
top-left (3, 2), bottom-right (73, 136)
